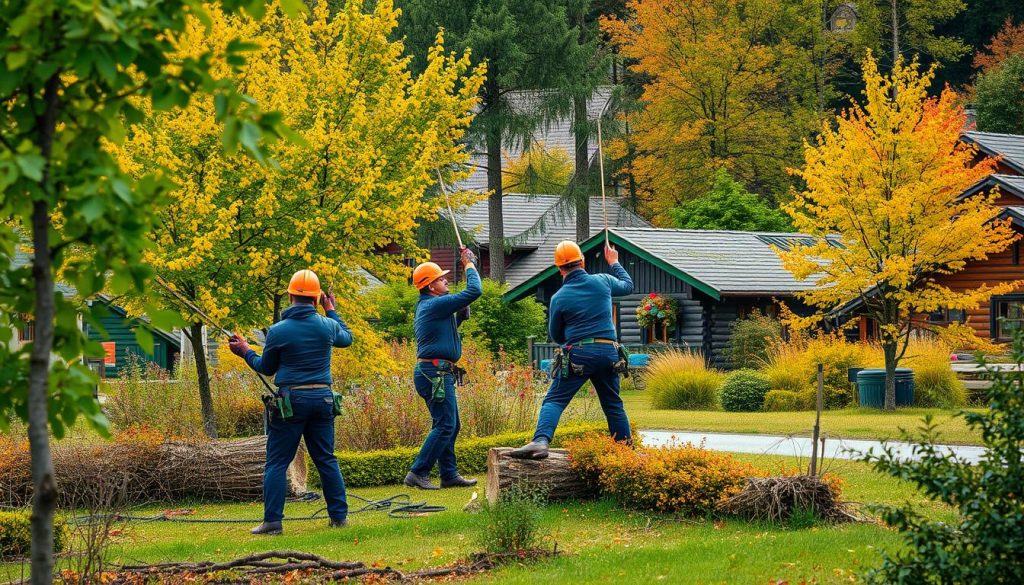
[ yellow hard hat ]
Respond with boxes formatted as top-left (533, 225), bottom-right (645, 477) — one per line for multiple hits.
top-left (413, 262), bottom-right (450, 290)
top-left (554, 240), bottom-right (584, 267)
top-left (287, 269), bottom-right (322, 298)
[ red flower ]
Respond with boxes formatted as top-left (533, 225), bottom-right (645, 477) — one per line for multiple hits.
top-left (644, 304), bottom-right (652, 310)
top-left (649, 292), bottom-right (657, 299)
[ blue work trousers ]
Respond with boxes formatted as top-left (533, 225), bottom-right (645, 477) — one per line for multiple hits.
top-left (534, 344), bottom-right (632, 443)
top-left (264, 388), bottom-right (347, 523)
top-left (410, 363), bottom-right (462, 480)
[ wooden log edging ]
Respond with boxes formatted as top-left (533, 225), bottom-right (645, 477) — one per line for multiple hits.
top-left (485, 447), bottom-right (597, 504)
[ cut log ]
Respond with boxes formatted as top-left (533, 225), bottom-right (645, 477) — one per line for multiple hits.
top-left (485, 448), bottom-right (597, 504)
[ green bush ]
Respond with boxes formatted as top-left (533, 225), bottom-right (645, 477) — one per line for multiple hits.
top-left (645, 350), bottom-right (722, 410)
top-left (366, 281), bottom-right (420, 343)
top-left (720, 369), bottom-right (771, 412)
top-left (726, 311), bottom-right (783, 369)
top-left (478, 483), bottom-right (545, 553)
top-left (763, 390), bottom-right (803, 412)
top-left (309, 423), bottom-right (603, 488)
top-left (798, 384), bottom-right (853, 410)
top-left (860, 332), bottom-right (1024, 584)
top-left (461, 279), bottom-right (547, 363)
top-left (0, 511), bottom-right (68, 557)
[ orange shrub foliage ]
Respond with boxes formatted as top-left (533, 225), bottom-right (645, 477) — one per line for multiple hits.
top-left (565, 434), bottom-right (764, 517)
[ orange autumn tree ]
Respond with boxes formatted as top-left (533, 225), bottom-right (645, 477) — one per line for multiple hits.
top-left (778, 53), bottom-right (1019, 410)
top-left (973, 17), bottom-right (1024, 74)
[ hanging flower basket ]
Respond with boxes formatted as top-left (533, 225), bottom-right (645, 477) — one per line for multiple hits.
top-left (636, 292), bottom-right (677, 329)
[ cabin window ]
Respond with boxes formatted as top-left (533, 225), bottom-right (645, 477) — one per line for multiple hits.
top-left (926, 308), bottom-right (965, 325)
top-left (993, 295), bottom-right (1024, 340)
top-left (17, 321), bottom-right (34, 342)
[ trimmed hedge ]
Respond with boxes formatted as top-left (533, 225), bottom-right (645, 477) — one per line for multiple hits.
top-left (309, 423), bottom-right (604, 488)
top-left (0, 511), bottom-right (68, 557)
top-left (721, 369), bottom-right (771, 412)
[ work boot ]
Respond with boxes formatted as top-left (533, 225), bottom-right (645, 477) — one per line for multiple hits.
top-left (440, 475), bottom-right (478, 488)
top-left (250, 521), bottom-right (283, 536)
top-left (508, 438), bottom-right (550, 460)
top-left (404, 471), bottom-right (440, 490)
top-left (328, 518), bottom-right (348, 528)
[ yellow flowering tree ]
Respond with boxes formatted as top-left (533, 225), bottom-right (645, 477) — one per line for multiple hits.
top-left (117, 0), bottom-right (484, 436)
top-left (778, 53), bottom-right (1019, 410)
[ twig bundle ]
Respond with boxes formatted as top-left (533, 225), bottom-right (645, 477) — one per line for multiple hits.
top-left (719, 475), bottom-right (860, 524)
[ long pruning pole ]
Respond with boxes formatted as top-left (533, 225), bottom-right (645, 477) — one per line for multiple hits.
top-left (152, 276), bottom-right (275, 397)
top-left (435, 169), bottom-right (464, 250)
top-left (596, 114), bottom-right (609, 248)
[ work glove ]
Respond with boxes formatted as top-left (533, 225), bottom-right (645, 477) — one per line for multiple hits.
top-left (459, 247), bottom-right (477, 268)
top-left (228, 334), bottom-right (251, 358)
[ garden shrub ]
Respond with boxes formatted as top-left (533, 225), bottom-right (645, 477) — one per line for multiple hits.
top-left (478, 483), bottom-right (545, 553)
top-left (645, 349), bottom-right (722, 410)
top-left (899, 338), bottom-right (967, 408)
top-left (763, 390), bottom-right (802, 412)
top-left (0, 511), bottom-right (68, 557)
top-left (565, 434), bottom-right (762, 517)
top-left (720, 369), bottom-right (771, 412)
top-left (365, 281), bottom-right (419, 343)
top-left (104, 356), bottom-right (263, 438)
top-left (763, 334), bottom-right (872, 409)
top-left (310, 423), bottom-right (604, 488)
top-left (860, 332), bottom-right (1024, 584)
top-left (725, 311), bottom-right (783, 369)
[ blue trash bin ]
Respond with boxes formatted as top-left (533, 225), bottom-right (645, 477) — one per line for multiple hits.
top-left (857, 368), bottom-right (914, 407)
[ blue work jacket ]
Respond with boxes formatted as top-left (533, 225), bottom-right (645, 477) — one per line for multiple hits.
top-left (548, 263), bottom-right (633, 346)
top-left (414, 266), bottom-right (482, 362)
top-left (243, 303), bottom-right (352, 387)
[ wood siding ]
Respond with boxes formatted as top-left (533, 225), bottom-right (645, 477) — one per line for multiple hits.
top-left (929, 235), bottom-right (1024, 339)
top-left (83, 300), bottom-right (180, 377)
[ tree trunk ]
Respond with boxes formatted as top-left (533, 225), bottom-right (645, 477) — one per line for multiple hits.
top-left (486, 112), bottom-right (505, 283)
top-left (486, 448), bottom-right (597, 504)
top-left (188, 322), bottom-right (218, 438)
top-left (273, 293), bottom-right (283, 324)
top-left (890, 0), bottom-right (900, 63)
top-left (882, 338), bottom-right (898, 411)
top-left (574, 94), bottom-right (590, 242)
top-left (28, 70), bottom-right (62, 585)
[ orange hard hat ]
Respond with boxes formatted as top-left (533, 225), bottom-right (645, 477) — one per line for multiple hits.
top-left (413, 262), bottom-right (450, 290)
top-left (287, 269), bottom-right (322, 298)
top-left (553, 240), bottom-right (584, 267)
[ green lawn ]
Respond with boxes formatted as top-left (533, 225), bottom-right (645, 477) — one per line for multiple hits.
top-left (623, 390), bottom-right (983, 445)
top-left (4, 454), bottom-right (949, 584)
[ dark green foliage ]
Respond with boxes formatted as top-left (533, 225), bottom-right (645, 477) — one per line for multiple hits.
top-left (860, 330), bottom-right (1024, 584)
top-left (367, 281), bottom-right (420, 343)
top-left (307, 423), bottom-right (602, 488)
top-left (720, 369), bottom-right (771, 412)
top-left (462, 279), bottom-right (547, 362)
top-left (478, 482), bottom-right (545, 553)
top-left (975, 53), bottom-right (1024, 135)
top-left (0, 512), bottom-right (67, 556)
top-left (671, 169), bottom-right (793, 233)
top-left (725, 311), bottom-right (783, 369)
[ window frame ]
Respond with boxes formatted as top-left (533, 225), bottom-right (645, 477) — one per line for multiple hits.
top-left (991, 294), bottom-right (1024, 340)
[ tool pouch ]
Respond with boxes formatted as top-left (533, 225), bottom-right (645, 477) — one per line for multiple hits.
top-left (276, 388), bottom-right (293, 418)
top-left (453, 365), bottom-right (467, 386)
top-left (431, 375), bottom-right (446, 402)
top-left (547, 351), bottom-right (563, 380)
top-left (612, 342), bottom-right (630, 377)
top-left (331, 391), bottom-right (343, 416)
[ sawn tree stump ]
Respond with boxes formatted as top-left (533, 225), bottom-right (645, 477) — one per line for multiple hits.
top-left (485, 447), bottom-right (596, 504)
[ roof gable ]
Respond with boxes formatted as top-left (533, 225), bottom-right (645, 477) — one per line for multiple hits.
top-left (962, 131), bottom-right (1024, 174)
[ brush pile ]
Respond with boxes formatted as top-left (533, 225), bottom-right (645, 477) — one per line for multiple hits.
top-left (719, 475), bottom-right (860, 524)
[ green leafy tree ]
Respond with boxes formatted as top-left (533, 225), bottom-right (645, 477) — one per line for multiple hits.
top-left (851, 0), bottom-right (969, 68)
top-left (461, 279), bottom-right (547, 362)
top-left (397, 0), bottom-right (579, 282)
top-left (0, 0), bottom-right (291, 579)
top-left (975, 53), bottom-right (1024, 135)
top-left (860, 332), bottom-right (1024, 584)
top-left (367, 281), bottom-right (421, 343)
top-left (670, 170), bottom-right (793, 232)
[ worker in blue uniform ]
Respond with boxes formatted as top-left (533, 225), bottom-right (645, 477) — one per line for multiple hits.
top-left (228, 269), bottom-right (352, 535)
top-left (404, 247), bottom-right (482, 489)
top-left (509, 241), bottom-right (634, 459)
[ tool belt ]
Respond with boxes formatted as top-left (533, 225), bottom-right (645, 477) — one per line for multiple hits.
top-left (416, 359), bottom-right (467, 402)
top-left (550, 339), bottom-right (630, 379)
top-left (263, 385), bottom-right (343, 418)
